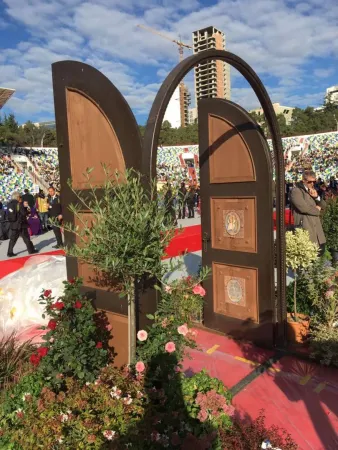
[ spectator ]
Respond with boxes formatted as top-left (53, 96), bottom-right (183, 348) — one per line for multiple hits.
top-left (22, 188), bottom-right (35, 208)
top-left (47, 186), bottom-right (63, 248)
top-left (178, 181), bottom-right (187, 220)
top-left (36, 189), bottom-right (49, 232)
top-left (7, 191), bottom-right (38, 257)
top-left (290, 170), bottom-right (326, 255)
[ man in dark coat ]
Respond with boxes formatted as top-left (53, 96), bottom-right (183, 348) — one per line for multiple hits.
top-left (164, 184), bottom-right (177, 226)
top-left (177, 181), bottom-right (187, 220)
top-left (47, 186), bottom-right (63, 248)
top-left (290, 170), bottom-right (326, 255)
top-left (187, 186), bottom-right (196, 219)
top-left (21, 188), bottom-right (35, 208)
top-left (7, 192), bottom-right (38, 257)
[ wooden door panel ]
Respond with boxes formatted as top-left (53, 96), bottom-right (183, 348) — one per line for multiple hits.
top-left (199, 98), bottom-right (274, 347)
top-left (208, 114), bottom-right (255, 183)
top-left (52, 61), bottom-right (149, 366)
top-left (66, 89), bottom-right (125, 189)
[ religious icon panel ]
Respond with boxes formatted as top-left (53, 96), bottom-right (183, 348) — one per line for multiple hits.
top-left (213, 263), bottom-right (258, 323)
top-left (210, 197), bottom-right (257, 253)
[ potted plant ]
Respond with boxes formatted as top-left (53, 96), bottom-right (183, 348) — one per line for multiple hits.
top-left (285, 228), bottom-right (319, 343)
top-left (322, 197), bottom-right (338, 264)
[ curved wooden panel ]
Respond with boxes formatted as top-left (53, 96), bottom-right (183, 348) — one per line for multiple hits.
top-left (208, 114), bottom-right (255, 183)
top-left (67, 89), bottom-right (125, 189)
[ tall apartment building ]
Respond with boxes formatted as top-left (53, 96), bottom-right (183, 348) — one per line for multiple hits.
top-left (180, 83), bottom-right (191, 127)
top-left (192, 26), bottom-right (231, 106)
top-left (163, 84), bottom-right (191, 128)
top-left (188, 107), bottom-right (198, 124)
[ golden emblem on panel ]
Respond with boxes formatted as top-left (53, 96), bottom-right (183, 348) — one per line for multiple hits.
top-left (223, 210), bottom-right (243, 238)
top-left (224, 276), bottom-right (246, 307)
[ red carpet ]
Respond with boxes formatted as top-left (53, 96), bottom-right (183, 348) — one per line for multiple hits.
top-left (0, 250), bottom-right (64, 279)
top-left (0, 210), bottom-right (293, 279)
top-left (163, 225), bottom-right (202, 258)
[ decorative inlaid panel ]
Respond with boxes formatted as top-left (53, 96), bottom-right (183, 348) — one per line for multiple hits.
top-left (224, 276), bottom-right (246, 307)
top-left (208, 114), bottom-right (255, 184)
top-left (211, 197), bottom-right (256, 253)
top-left (66, 89), bottom-right (126, 189)
top-left (223, 210), bottom-right (244, 238)
top-left (213, 263), bottom-right (258, 323)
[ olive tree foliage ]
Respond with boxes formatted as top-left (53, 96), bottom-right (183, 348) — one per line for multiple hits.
top-left (62, 166), bottom-right (177, 361)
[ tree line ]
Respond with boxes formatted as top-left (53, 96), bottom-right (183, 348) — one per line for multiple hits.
top-left (0, 114), bottom-right (57, 148)
top-left (1, 99), bottom-right (337, 149)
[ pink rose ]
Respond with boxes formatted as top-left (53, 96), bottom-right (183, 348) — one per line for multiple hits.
top-left (165, 285), bottom-right (172, 293)
top-left (106, 324), bottom-right (113, 331)
top-left (177, 324), bottom-right (189, 336)
top-left (325, 290), bottom-right (334, 299)
top-left (135, 361), bottom-right (145, 373)
top-left (165, 341), bottom-right (176, 353)
top-left (137, 330), bottom-right (148, 342)
top-left (192, 284), bottom-right (206, 297)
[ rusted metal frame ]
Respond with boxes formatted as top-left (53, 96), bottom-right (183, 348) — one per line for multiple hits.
top-left (143, 49), bottom-right (286, 346)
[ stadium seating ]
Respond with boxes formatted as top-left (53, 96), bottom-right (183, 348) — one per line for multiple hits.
top-left (0, 131), bottom-right (337, 204)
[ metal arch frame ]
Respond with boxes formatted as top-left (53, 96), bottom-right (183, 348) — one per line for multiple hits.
top-left (143, 49), bottom-right (286, 346)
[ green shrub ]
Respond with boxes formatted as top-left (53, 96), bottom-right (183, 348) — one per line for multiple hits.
top-left (309, 266), bottom-right (338, 366)
top-left (32, 278), bottom-right (111, 389)
top-left (286, 229), bottom-right (319, 320)
top-left (0, 365), bottom-right (146, 450)
top-left (322, 197), bottom-right (338, 251)
top-left (286, 259), bottom-right (336, 316)
top-left (310, 325), bottom-right (338, 367)
top-left (181, 369), bottom-right (233, 428)
top-left (219, 409), bottom-right (298, 449)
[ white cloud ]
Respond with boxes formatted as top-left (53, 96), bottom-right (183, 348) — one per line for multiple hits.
top-left (314, 68), bottom-right (335, 78)
top-left (0, 0), bottom-right (337, 122)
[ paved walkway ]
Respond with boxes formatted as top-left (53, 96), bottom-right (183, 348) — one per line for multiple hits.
top-left (0, 230), bottom-right (56, 261)
top-left (183, 328), bottom-right (338, 450)
top-left (0, 217), bottom-right (199, 262)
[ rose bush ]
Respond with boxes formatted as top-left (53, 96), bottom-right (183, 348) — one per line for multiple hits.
top-left (33, 278), bottom-right (112, 388)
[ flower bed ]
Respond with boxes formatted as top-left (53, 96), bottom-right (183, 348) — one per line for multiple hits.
top-left (0, 277), bottom-right (298, 449)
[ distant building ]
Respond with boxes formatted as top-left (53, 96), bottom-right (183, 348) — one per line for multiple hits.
top-left (180, 84), bottom-right (191, 127)
top-left (163, 86), bottom-right (181, 128)
top-left (250, 103), bottom-right (295, 125)
top-left (163, 85), bottom-right (190, 128)
top-left (192, 26), bottom-right (231, 106)
top-left (326, 85), bottom-right (338, 105)
top-left (188, 107), bottom-right (198, 124)
top-left (33, 121), bottom-right (56, 129)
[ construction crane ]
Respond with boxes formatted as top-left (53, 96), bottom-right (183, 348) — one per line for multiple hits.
top-left (137, 24), bottom-right (192, 62)
top-left (137, 24), bottom-right (192, 128)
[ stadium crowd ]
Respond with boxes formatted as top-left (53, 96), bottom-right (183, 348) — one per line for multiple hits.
top-left (0, 131), bottom-right (337, 231)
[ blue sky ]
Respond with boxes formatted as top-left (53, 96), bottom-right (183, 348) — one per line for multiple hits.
top-left (0, 0), bottom-right (337, 125)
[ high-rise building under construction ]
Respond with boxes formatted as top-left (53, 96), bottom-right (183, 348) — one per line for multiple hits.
top-left (192, 26), bottom-right (231, 107)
